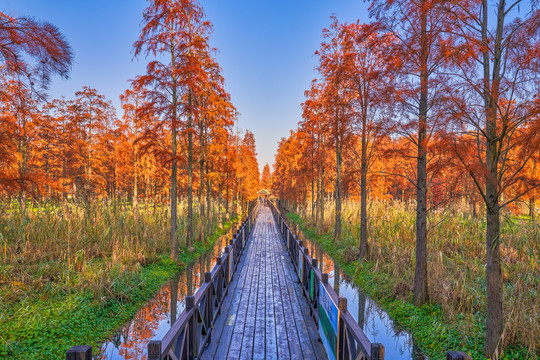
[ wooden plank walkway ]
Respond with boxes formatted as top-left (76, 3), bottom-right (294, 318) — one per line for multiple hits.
top-left (201, 205), bottom-right (328, 360)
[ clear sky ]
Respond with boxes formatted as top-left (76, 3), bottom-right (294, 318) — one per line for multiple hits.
top-left (3, 0), bottom-right (370, 172)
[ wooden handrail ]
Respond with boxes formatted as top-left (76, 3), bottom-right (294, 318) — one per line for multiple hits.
top-left (146, 202), bottom-right (260, 360)
top-left (268, 200), bottom-right (473, 360)
top-left (268, 200), bottom-right (384, 360)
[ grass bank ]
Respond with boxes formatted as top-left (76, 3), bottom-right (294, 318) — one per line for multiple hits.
top-left (286, 200), bottom-right (538, 360)
top-left (0, 200), bottom-right (239, 359)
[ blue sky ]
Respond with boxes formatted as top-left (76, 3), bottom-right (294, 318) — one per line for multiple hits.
top-left (3, 0), bottom-right (370, 171)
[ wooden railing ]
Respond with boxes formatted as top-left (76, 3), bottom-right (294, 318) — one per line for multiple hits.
top-left (65, 204), bottom-right (259, 360)
top-left (268, 200), bottom-right (384, 360)
top-left (270, 201), bottom-right (472, 360)
top-left (147, 204), bottom-right (259, 360)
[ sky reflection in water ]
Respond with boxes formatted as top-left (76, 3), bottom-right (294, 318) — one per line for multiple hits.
top-left (98, 223), bottom-right (426, 360)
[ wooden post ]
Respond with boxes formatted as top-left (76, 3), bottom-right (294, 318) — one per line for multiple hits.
top-left (147, 341), bottom-right (161, 360)
top-left (338, 296), bottom-right (347, 313)
top-left (205, 272), bottom-right (211, 283)
top-left (186, 295), bottom-right (196, 359)
top-left (322, 273), bottom-right (329, 284)
top-left (371, 343), bottom-right (385, 360)
top-left (66, 345), bottom-right (92, 360)
top-left (312, 258), bottom-right (318, 269)
top-left (224, 247), bottom-right (231, 286)
top-left (447, 351), bottom-right (471, 360)
top-left (186, 295), bottom-right (195, 309)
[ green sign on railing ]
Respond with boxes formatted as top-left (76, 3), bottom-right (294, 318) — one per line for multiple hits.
top-left (319, 280), bottom-right (339, 360)
top-left (309, 269), bottom-right (314, 300)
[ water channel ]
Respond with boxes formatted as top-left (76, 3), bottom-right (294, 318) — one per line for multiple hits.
top-left (98, 218), bottom-right (427, 359)
top-left (297, 223), bottom-right (427, 360)
top-left (97, 227), bottom-right (235, 360)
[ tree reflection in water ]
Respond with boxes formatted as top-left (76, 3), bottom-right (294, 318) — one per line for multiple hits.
top-left (97, 228), bottom-right (235, 359)
top-left (301, 233), bottom-right (427, 360)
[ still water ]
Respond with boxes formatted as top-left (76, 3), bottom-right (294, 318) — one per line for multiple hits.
top-left (98, 220), bottom-right (426, 360)
top-left (97, 227), bottom-right (235, 360)
top-left (298, 224), bottom-right (427, 360)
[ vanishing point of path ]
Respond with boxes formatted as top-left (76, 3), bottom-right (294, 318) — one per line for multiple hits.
top-left (201, 205), bottom-right (328, 360)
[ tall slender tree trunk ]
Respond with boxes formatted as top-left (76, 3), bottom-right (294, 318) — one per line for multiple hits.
top-left (413, 3), bottom-right (429, 306)
top-left (311, 172), bottom-right (315, 222)
top-left (170, 274), bottom-right (179, 324)
top-left (333, 261), bottom-right (340, 295)
top-left (170, 109), bottom-right (179, 261)
top-left (199, 157), bottom-right (205, 241)
top-left (334, 140), bottom-right (342, 242)
top-left (169, 27), bottom-right (180, 261)
top-left (357, 289), bottom-right (366, 328)
top-left (315, 175), bottom-right (320, 224)
top-left (187, 91), bottom-right (194, 248)
top-left (359, 115), bottom-right (368, 259)
top-left (482, 1), bottom-right (504, 356)
top-left (218, 182), bottom-right (222, 227)
top-left (206, 162), bottom-right (211, 234)
top-left (133, 153), bottom-right (138, 211)
top-left (320, 166), bottom-right (325, 225)
top-left (530, 197), bottom-right (535, 221)
top-left (225, 182), bottom-right (229, 218)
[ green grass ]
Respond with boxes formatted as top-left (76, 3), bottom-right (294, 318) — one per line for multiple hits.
top-left (287, 199), bottom-right (539, 360)
top-left (0, 200), bottom-right (240, 359)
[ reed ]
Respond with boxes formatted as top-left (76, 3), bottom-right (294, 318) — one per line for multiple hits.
top-left (0, 199), bottom-right (233, 303)
top-left (0, 199), bottom-right (240, 359)
top-left (297, 199), bottom-right (539, 357)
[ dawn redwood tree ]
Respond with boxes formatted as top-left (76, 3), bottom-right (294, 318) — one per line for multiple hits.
top-left (370, 0), bottom-right (453, 305)
top-left (0, 11), bottom-right (72, 92)
top-left (192, 55), bottom-right (235, 237)
top-left (341, 22), bottom-right (397, 259)
top-left (445, 1), bottom-right (540, 355)
top-left (134, 0), bottom-right (213, 259)
top-left (237, 130), bottom-right (261, 209)
top-left (301, 81), bottom-right (328, 225)
top-left (316, 16), bottom-right (355, 242)
top-left (70, 87), bottom-right (117, 200)
top-left (0, 11), bottom-right (72, 191)
top-left (260, 164), bottom-right (271, 190)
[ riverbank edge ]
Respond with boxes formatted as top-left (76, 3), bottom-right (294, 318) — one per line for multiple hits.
top-left (286, 212), bottom-right (532, 360)
top-left (0, 215), bottom-right (239, 360)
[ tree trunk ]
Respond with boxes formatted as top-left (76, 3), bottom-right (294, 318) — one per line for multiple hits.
top-left (320, 166), bottom-right (325, 225)
top-left (199, 157), bottom-right (205, 241)
top-left (218, 182), bottom-right (222, 228)
top-left (170, 98), bottom-right (179, 261)
top-left (334, 141), bottom-right (342, 242)
top-left (311, 174), bottom-right (315, 222)
top-left (359, 115), bottom-right (368, 259)
top-left (206, 162), bottom-right (211, 234)
top-left (316, 175), bottom-right (320, 224)
top-left (133, 153), bottom-right (138, 211)
top-left (170, 274), bottom-right (179, 324)
top-left (413, 3), bottom-right (429, 306)
top-left (482, 0), bottom-right (504, 356)
top-left (357, 289), bottom-right (366, 328)
top-left (333, 261), bottom-right (340, 295)
top-left (187, 91), bottom-right (194, 248)
top-left (530, 196), bottom-right (535, 221)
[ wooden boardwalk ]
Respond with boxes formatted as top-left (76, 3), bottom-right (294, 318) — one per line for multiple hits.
top-left (201, 205), bottom-right (327, 360)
